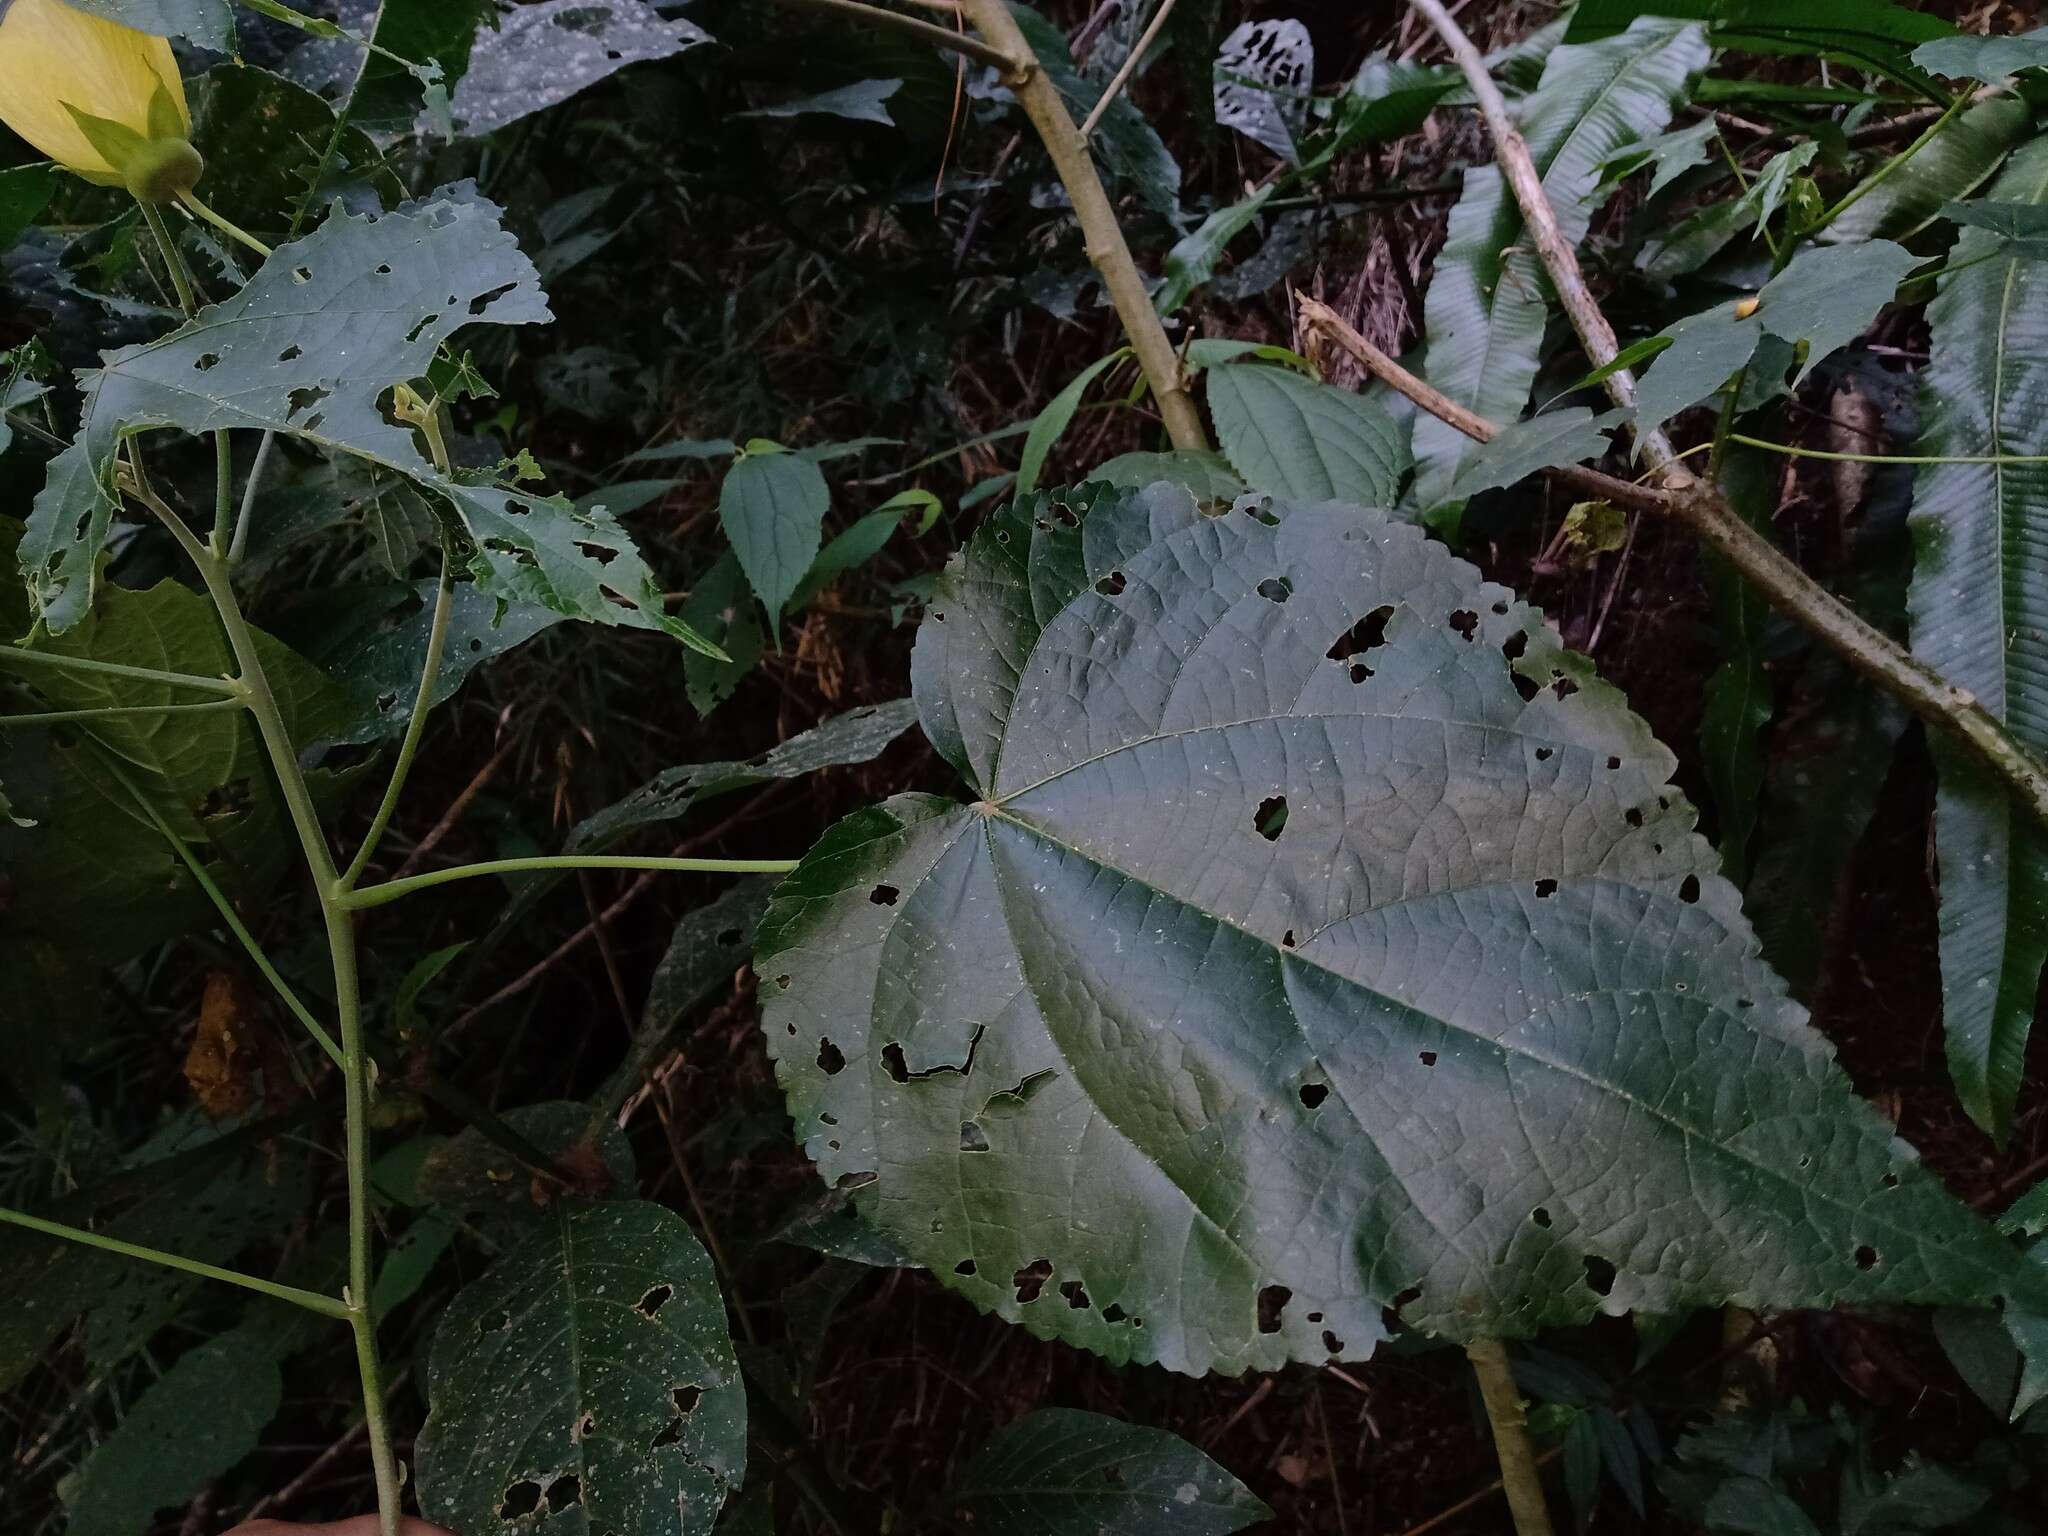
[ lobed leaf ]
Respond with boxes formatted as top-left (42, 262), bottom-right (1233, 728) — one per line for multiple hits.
top-left (443, 0), bottom-right (711, 139)
top-left (762, 481), bottom-right (2048, 1377)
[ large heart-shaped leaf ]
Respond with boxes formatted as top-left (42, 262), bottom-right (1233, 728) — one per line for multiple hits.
top-left (416, 1200), bottom-right (744, 1536)
top-left (20, 188), bottom-right (707, 651)
top-left (759, 481), bottom-right (2046, 1377)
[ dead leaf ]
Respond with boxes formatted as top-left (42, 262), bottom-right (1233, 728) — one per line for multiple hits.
top-left (184, 971), bottom-right (260, 1118)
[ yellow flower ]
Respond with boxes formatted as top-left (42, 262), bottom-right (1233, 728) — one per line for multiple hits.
top-left (0, 0), bottom-right (200, 201)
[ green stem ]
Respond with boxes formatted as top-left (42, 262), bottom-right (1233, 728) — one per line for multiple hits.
top-left (341, 541), bottom-right (456, 887)
top-left (1729, 432), bottom-right (2048, 466)
top-left (177, 189), bottom-right (275, 259)
top-left (1466, 1338), bottom-right (1557, 1536)
top-left (1813, 87), bottom-right (1973, 238)
top-left (0, 646), bottom-right (239, 695)
top-left (0, 698), bottom-right (245, 726)
top-left (343, 854), bottom-right (802, 911)
top-left (0, 1205), bottom-right (350, 1319)
top-left (211, 432), bottom-right (234, 557)
top-left (140, 200), bottom-right (198, 315)
top-left (86, 743), bottom-right (345, 1066)
top-left (132, 475), bottom-right (403, 1536)
top-left (229, 430), bottom-right (276, 566)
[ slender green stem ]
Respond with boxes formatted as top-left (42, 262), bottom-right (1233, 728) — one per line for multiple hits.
top-left (1729, 432), bottom-right (2048, 466)
top-left (229, 430), bottom-right (276, 566)
top-left (341, 542), bottom-right (457, 887)
top-left (131, 471), bottom-right (403, 1536)
top-left (177, 190), bottom-right (275, 259)
top-left (345, 855), bottom-right (802, 910)
top-left (140, 201), bottom-right (198, 315)
top-left (0, 697), bottom-right (245, 726)
top-left (211, 432), bottom-right (234, 558)
top-left (0, 646), bottom-right (239, 695)
top-left (88, 740), bottom-right (344, 1065)
top-left (4, 408), bottom-right (66, 450)
top-left (1813, 87), bottom-right (1973, 238)
top-left (0, 1205), bottom-right (350, 1319)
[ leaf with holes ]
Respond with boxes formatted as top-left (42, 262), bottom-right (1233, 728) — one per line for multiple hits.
top-left (1908, 136), bottom-right (2048, 1144)
top-left (416, 1200), bottom-right (745, 1536)
top-left (1207, 364), bottom-right (1407, 508)
top-left (442, 0), bottom-right (712, 139)
top-left (947, 1408), bottom-right (1270, 1535)
top-left (1414, 19), bottom-right (1709, 513)
top-left (1214, 19), bottom-right (1313, 163)
top-left (759, 480), bottom-right (2048, 1377)
top-left (19, 188), bottom-right (710, 653)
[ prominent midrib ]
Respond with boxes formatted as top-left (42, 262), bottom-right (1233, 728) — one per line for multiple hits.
top-left (978, 800), bottom-right (2032, 1296)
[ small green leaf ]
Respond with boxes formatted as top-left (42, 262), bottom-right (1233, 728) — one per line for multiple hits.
top-left (1017, 352), bottom-right (1126, 498)
top-left (720, 448), bottom-right (832, 626)
top-left (736, 79), bottom-right (901, 125)
top-left (1157, 186), bottom-right (1275, 316)
top-left (416, 1200), bottom-right (746, 1536)
top-left (1445, 408), bottom-right (1630, 500)
top-left (1208, 363), bottom-right (1407, 505)
top-left (948, 1409), bottom-right (1270, 1535)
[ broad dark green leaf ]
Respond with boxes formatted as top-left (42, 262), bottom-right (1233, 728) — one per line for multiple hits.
top-left (443, 0), bottom-right (712, 138)
top-left (1822, 97), bottom-right (2031, 246)
top-left (66, 1330), bottom-right (282, 1536)
top-left (1906, 136), bottom-right (2048, 1144)
top-left (1943, 197), bottom-right (2048, 261)
top-left (1637, 142), bottom-right (1816, 280)
top-left (1444, 408), bottom-right (1630, 501)
top-left (763, 482), bottom-right (2048, 1376)
top-left (21, 189), bottom-right (708, 652)
top-left (1312, 57), bottom-right (1458, 171)
top-left (1415, 19), bottom-right (1708, 510)
top-left (948, 1409), bottom-right (1270, 1535)
top-left (1158, 188), bottom-right (1275, 316)
top-left (1633, 241), bottom-right (1923, 430)
top-left (719, 445), bottom-right (831, 626)
top-left (1012, 5), bottom-right (1180, 218)
top-left (417, 1200), bottom-right (746, 1536)
top-left (1207, 364), bottom-right (1407, 506)
top-left (186, 63), bottom-right (403, 237)
top-left (678, 553), bottom-right (766, 718)
top-left (417, 1103), bottom-right (636, 1242)
top-left (0, 163), bottom-right (57, 252)
top-left (1602, 117), bottom-right (1719, 200)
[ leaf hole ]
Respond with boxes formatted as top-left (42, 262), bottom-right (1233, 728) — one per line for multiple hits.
top-left (815, 1039), bottom-right (845, 1075)
top-left (468, 280), bottom-right (518, 316)
top-left (960, 1120), bottom-right (990, 1152)
top-left (1323, 1329), bottom-right (1344, 1354)
top-left (635, 1284), bottom-right (673, 1317)
top-left (1448, 608), bottom-right (1478, 641)
top-left (1583, 1255), bottom-right (1617, 1296)
top-left (1281, 929), bottom-right (1296, 948)
top-left (498, 1480), bottom-right (544, 1519)
top-left (775, 974), bottom-right (791, 990)
top-left (1534, 878), bottom-right (1558, 899)
top-left (1254, 795), bottom-right (1288, 841)
top-left (278, 344), bottom-right (302, 362)
top-left (1881, 1171), bottom-right (1900, 1189)
top-left (1625, 808), bottom-right (1645, 828)
top-left (1552, 673), bottom-right (1580, 700)
top-left (1298, 1081), bottom-right (1328, 1109)
top-left (1096, 570), bottom-right (1127, 596)
top-left (406, 313), bottom-right (441, 343)
top-left (1327, 604), bottom-right (1394, 662)
top-left (1491, 600), bottom-right (1509, 615)
top-left (1678, 874), bottom-right (1701, 903)
top-left (1855, 1244), bottom-right (1879, 1271)
top-left (870, 883), bottom-right (899, 906)
top-left (1257, 576), bottom-right (1293, 604)
top-left (287, 385), bottom-right (330, 417)
top-left (1013, 1258), bottom-right (1053, 1304)
top-left (1349, 663), bottom-right (1373, 683)
top-left (1060, 1278), bottom-right (1091, 1310)
top-left (1257, 1284), bottom-right (1292, 1334)
top-left (572, 1412), bottom-right (594, 1442)
top-left (1418, 1050), bottom-right (1437, 1067)
top-left (374, 263), bottom-right (391, 275)
top-left (1102, 1303), bottom-right (1128, 1323)
top-left (1532, 1207), bottom-right (1552, 1228)
top-left (1534, 747), bottom-right (1553, 762)
top-left (194, 352), bottom-right (220, 371)
top-left (954, 1258), bottom-right (977, 1277)
top-left (1246, 500), bottom-right (1281, 526)
top-left (545, 1476), bottom-right (582, 1513)
top-left (881, 1042), bottom-right (909, 1083)
top-left (292, 265), bottom-right (312, 284)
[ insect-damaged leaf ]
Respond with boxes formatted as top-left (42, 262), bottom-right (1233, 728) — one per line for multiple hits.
top-left (948, 1408), bottom-right (1270, 1535)
top-left (417, 1200), bottom-right (745, 1536)
top-left (20, 188), bottom-right (709, 652)
top-left (759, 481), bottom-right (2048, 1377)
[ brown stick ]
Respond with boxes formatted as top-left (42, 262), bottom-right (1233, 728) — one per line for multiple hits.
top-left (1298, 294), bottom-right (2048, 830)
top-left (956, 0), bottom-right (1210, 453)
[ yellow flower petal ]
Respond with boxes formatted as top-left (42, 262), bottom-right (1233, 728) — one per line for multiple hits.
top-left (0, 0), bottom-right (189, 183)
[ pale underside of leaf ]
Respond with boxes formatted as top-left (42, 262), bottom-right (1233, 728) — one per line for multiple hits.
top-left (762, 483), bottom-right (2042, 1379)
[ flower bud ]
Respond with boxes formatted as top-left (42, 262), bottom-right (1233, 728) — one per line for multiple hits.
top-left (0, 0), bottom-right (199, 200)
